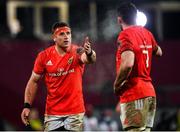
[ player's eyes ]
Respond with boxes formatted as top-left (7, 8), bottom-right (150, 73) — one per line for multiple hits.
top-left (66, 31), bottom-right (71, 35)
top-left (59, 31), bottom-right (71, 36)
top-left (59, 32), bottom-right (65, 36)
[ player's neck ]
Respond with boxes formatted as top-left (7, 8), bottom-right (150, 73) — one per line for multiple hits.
top-left (55, 45), bottom-right (70, 56)
top-left (122, 24), bottom-right (135, 30)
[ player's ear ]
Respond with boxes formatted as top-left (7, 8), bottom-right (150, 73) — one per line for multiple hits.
top-left (52, 35), bottom-right (56, 42)
top-left (118, 17), bottom-right (123, 24)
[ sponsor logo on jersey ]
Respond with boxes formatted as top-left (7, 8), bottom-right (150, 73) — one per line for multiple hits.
top-left (57, 68), bottom-right (64, 72)
top-left (48, 68), bottom-right (75, 77)
top-left (68, 56), bottom-right (73, 64)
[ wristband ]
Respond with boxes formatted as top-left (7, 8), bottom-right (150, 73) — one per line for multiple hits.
top-left (86, 49), bottom-right (93, 56)
top-left (24, 103), bottom-right (31, 109)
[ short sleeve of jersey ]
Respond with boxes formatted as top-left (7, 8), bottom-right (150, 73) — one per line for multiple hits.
top-left (118, 32), bottom-right (134, 53)
top-left (33, 52), bottom-right (46, 74)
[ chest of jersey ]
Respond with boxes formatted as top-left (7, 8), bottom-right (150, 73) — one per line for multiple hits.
top-left (45, 51), bottom-right (77, 77)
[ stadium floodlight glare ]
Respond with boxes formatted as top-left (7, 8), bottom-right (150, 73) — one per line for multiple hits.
top-left (136, 11), bottom-right (147, 27)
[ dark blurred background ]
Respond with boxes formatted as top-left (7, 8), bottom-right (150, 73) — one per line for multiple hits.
top-left (0, 0), bottom-right (180, 131)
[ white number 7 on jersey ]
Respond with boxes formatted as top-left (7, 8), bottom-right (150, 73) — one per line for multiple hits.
top-left (142, 49), bottom-right (149, 68)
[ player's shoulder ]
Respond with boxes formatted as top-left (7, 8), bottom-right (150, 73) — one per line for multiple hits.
top-left (45, 45), bottom-right (55, 51)
top-left (136, 26), bottom-right (152, 35)
top-left (118, 29), bottom-right (130, 40)
top-left (38, 45), bottom-right (55, 57)
top-left (119, 26), bottom-right (137, 37)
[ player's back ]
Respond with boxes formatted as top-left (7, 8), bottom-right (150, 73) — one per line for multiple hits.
top-left (117, 26), bottom-right (157, 102)
top-left (121, 26), bottom-right (157, 81)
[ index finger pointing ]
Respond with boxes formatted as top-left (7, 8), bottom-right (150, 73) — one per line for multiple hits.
top-left (85, 36), bottom-right (89, 43)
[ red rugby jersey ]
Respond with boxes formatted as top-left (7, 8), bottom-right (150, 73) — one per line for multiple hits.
top-left (33, 44), bottom-right (85, 115)
top-left (116, 26), bottom-right (158, 103)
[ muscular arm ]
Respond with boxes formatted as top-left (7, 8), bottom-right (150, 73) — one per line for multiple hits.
top-left (24, 72), bottom-right (42, 105)
top-left (21, 72), bottom-right (42, 125)
top-left (114, 50), bottom-right (135, 95)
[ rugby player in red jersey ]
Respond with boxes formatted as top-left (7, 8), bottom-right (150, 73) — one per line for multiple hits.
top-left (21, 22), bottom-right (96, 131)
top-left (114, 3), bottom-right (162, 131)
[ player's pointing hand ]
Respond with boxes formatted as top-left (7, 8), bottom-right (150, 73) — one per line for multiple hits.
top-left (84, 36), bottom-right (92, 55)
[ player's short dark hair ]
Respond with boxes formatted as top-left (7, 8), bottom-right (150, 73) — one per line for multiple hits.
top-left (117, 2), bottom-right (137, 25)
top-left (52, 22), bottom-right (70, 34)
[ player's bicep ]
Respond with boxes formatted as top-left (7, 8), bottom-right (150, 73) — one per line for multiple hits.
top-left (121, 50), bottom-right (135, 68)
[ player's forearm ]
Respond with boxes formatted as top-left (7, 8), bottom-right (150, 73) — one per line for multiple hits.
top-left (114, 66), bottom-right (132, 94)
top-left (24, 80), bottom-right (38, 105)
